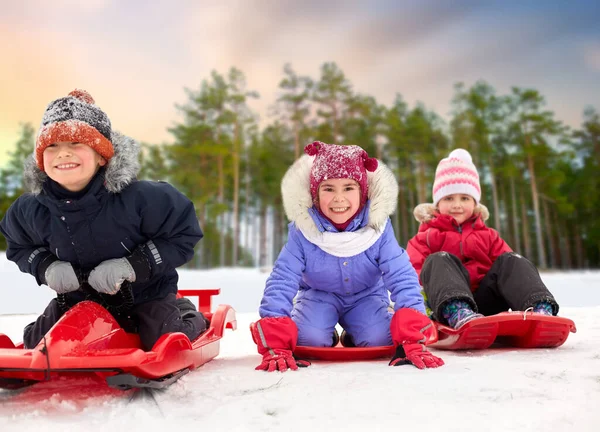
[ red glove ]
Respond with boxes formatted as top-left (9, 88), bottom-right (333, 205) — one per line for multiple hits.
top-left (389, 308), bottom-right (444, 369)
top-left (250, 317), bottom-right (310, 372)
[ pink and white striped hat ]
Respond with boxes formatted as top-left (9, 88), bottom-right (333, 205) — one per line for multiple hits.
top-left (432, 148), bottom-right (480, 205)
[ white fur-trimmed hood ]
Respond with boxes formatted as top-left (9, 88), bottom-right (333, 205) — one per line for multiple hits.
top-left (24, 131), bottom-right (141, 195)
top-left (281, 154), bottom-right (398, 238)
top-left (413, 202), bottom-right (490, 224)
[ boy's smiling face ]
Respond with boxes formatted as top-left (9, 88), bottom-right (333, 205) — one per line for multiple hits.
top-left (318, 178), bottom-right (361, 224)
top-left (437, 194), bottom-right (476, 225)
top-left (43, 141), bottom-right (106, 192)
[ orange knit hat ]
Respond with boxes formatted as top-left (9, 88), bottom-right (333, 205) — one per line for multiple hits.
top-left (35, 89), bottom-right (114, 171)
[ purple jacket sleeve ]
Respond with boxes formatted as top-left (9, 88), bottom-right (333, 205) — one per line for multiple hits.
top-left (259, 225), bottom-right (306, 318)
top-left (377, 221), bottom-right (426, 314)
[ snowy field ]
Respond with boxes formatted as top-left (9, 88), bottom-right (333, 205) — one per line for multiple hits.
top-left (1, 253), bottom-right (599, 431)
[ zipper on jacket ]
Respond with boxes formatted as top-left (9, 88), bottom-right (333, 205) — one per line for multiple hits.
top-left (457, 224), bottom-right (463, 257)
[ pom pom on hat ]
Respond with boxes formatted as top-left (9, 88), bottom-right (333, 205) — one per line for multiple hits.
top-left (448, 148), bottom-right (473, 164)
top-left (363, 155), bottom-right (378, 172)
top-left (432, 148), bottom-right (481, 205)
top-left (304, 141), bottom-right (320, 156)
top-left (35, 89), bottom-right (114, 171)
top-left (305, 141), bottom-right (377, 205)
top-left (68, 89), bottom-right (95, 105)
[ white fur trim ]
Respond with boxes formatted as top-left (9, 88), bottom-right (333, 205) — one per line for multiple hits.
top-left (413, 202), bottom-right (490, 223)
top-left (413, 203), bottom-right (438, 223)
top-left (24, 130), bottom-right (140, 195)
top-left (281, 155), bottom-right (317, 237)
top-left (281, 154), bottom-right (398, 239)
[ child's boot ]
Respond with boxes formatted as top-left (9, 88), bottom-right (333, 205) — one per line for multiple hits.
top-left (532, 301), bottom-right (554, 316)
top-left (442, 300), bottom-right (483, 329)
top-left (176, 297), bottom-right (210, 329)
top-left (340, 329), bottom-right (356, 347)
top-left (331, 329), bottom-right (340, 347)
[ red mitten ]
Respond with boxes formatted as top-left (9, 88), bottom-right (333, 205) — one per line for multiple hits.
top-left (389, 308), bottom-right (444, 369)
top-left (250, 317), bottom-right (310, 372)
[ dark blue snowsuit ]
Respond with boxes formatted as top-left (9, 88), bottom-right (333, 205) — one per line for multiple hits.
top-left (0, 132), bottom-right (205, 350)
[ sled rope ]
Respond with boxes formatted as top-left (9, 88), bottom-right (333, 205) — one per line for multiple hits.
top-left (41, 335), bottom-right (52, 381)
top-left (523, 307), bottom-right (533, 320)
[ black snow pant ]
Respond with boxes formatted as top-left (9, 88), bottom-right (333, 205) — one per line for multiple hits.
top-left (23, 293), bottom-right (208, 351)
top-left (420, 251), bottom-right (559, 324)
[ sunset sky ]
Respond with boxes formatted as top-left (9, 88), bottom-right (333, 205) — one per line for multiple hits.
top-left (1, 0), bottom-right (599, 166)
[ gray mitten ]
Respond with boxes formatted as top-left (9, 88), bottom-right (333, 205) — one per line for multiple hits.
top-left (88, 258), bottom-right (136, 295)
top-left (44, 261), bottom-right (80, 294)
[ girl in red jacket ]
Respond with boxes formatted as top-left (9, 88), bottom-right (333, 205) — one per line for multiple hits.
top-left (406, 149), bottom-right (558, 329)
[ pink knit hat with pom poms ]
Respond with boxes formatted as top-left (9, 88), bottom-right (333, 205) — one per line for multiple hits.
top-left (305, 141), bottom-right (378, 205)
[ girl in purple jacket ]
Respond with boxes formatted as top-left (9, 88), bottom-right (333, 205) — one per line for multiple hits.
top-left (250, 142), bottom-right (444, 372)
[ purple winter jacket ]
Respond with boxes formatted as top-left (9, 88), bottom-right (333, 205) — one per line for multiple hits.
top-left (258, 155), bottom-right (425, 319)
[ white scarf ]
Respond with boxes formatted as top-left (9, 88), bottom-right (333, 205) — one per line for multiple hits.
top-left (298, 225), bottom-right (384, 257)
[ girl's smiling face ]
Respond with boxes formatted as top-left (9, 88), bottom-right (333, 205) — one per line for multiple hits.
top-left (437, 194), bottom-right (476, 225)
top-left (318, 178), bottom-right (361, 224)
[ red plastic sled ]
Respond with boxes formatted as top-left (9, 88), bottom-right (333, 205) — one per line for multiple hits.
top-left (428, 312), bottom-right (576, 350)
top-left (294, 343), bottom-right (396, 361)
top-left (0, 289), bottom-right (236, 391)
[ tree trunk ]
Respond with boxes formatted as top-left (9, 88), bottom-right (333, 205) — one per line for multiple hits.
top-left (499, 180), bottom-right (510, 242)
top-left (244, 167), bottom-right (252, 266)
top-left (272, 206), bottom-right (279, 264)
top-left (224, 211), bottom-right (231, 266)
top-left (417, 158), bottom-right (427, 203)
top-left (294, 120), bottom-right (300, 160)
top-left (487, 156), bottom-right (501, 233)
top-left (560, 221), bottom-right (571, 269)
top-left (541, 197), bottom-right (556, 269)
top-left (526, 153), bottom-right (547, 268)
top-left (519, 187), bottom-right (532, 260)
top-left (218, 155), bottom-right (225, 267)
top-left (277, 205), bottom-right (285, 258)
top-left (407, 160), bottom-right (417, 234)
top-left (332, 103), bottom-right (339, 144)
top-left (574, 225), bottom-right (584, 268)
top-left (232, 122), bottom-right (241, 266)
top-left (253, 202), bottom-right (260, 268)
top-left (397, 168), bottom-right (408, 244)
top-left (551, 206), bottom-right (566, 269)
top-left (199, 206), bottom-right (207, 268)
top-left (376, 137), bottom-right (383, 161)
top-left (259, 204), bottom-right (268, 268)
top-left (509, 176), bottom-right (522, 253)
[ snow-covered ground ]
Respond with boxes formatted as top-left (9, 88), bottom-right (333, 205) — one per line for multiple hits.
top-left (1, 253), bottom-right (599, 431)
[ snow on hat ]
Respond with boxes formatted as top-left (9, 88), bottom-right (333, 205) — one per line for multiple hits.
top-left (35, 89), bottom-right (114, 171)
top-left (432, 148), bottom-right (481, 205)
top-left (305, 141), bottom-right (378, 205)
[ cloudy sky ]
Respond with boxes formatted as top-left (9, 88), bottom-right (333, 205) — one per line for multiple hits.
top-left (1, 0), bottom-right (599, 165)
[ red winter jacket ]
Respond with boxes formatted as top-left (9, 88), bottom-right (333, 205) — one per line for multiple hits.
top-left (406, 204), bottom-right (512, 292)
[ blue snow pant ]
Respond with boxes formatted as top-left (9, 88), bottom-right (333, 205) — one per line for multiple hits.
top-left (291, 287), bottom-right (393, 347)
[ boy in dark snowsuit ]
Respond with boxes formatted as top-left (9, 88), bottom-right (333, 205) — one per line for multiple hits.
top-left (0, 89), bottom-right (207, 350)
top-left (406, 148), bottom-right (559, 329)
